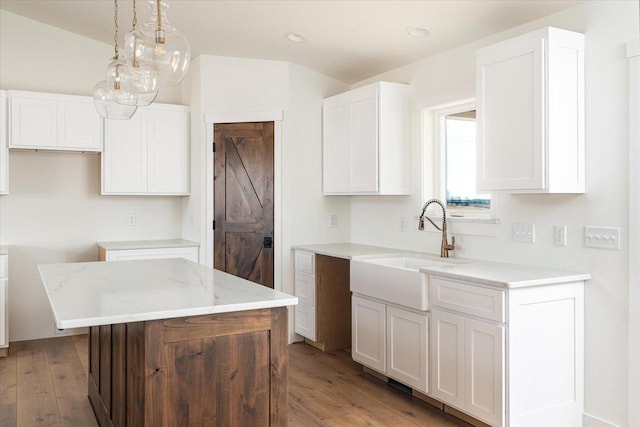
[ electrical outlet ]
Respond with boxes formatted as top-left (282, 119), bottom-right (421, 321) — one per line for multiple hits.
top-left (513, 223), bottom-right (535, 243)
top-left (584, 226), bottom-right (621, 250)
top-left (554, 225), bottom-right (567, 247)
top-left (329, 214), bottom-right (338, 228)
top-left (127, 214), bottom-right (136, 226)
top-left (400, 217), bottom-right (407, 232)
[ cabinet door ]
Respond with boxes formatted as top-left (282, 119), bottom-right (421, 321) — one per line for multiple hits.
top-left (322, 102), bottom-right (350, 193)
top-left (386, 306), bottom-right (428, 393)
top-left (431, 309), bottom-right (465, 408)
top-left (348, 90), bottom-right (378, 192)
top-left (147, 108), bottom-right (189, 194)
top-left (57, 99), bottom-right (102, 151)
top-left (464, 318), bottom-right (505, 426)
top-left (102, 111), bottom-right (148, 194)
top-left (294, 303), bottom-right (316, 340)
top-left (352, 295), bottom-right (386, 372)
top-left (10, 95), bottom-right (57, 148)
top-left (477, 37), bottom-right (544, 191)
top-left (0, 278), bottom-right (7, 348)
top-left (0, 91), bottom-right (8, 194)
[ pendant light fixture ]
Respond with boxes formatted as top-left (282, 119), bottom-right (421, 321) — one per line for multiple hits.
top-left (122, 0), bottom-right (158, 106)
top-left (124, 0), bottom-right (191, 86)
top-left (93, 0), bottom-right (138, 119)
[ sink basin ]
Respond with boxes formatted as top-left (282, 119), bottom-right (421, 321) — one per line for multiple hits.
top-left (350, 254), bottom-right (466, 311)
top-left (363, 255), bottom-right (465, 271)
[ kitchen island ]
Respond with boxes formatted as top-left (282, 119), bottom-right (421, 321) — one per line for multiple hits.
top-left (39, 258), bottom-right (297, 427)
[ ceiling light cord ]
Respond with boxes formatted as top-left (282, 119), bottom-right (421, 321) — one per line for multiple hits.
top-left (113, 0), bottom-right (119, 60)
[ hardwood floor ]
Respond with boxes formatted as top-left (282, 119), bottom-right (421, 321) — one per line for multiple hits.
top-left (0, 336), bottom-right (468, 427)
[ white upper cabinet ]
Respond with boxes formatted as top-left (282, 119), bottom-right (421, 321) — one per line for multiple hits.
top-left (8, 90), bottom-right (103, 152)
top-left (0, 91), bottom-right (8, 195)
top-left (102, 103), bottom-right (189, 195)
top-left (323, 81), bottom-right (410, 195)
top-left (476, 27), bottom-right (585, 193)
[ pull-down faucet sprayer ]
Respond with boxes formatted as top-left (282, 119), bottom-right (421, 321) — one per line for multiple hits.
top-left (418, 199), bottom-right (455, 258)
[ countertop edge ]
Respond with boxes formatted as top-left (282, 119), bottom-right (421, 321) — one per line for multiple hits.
top-left (56, 297), bottom-right (299, 329)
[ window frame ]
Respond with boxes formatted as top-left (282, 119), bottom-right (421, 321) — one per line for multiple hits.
top-left (422, 99), bottom-right (499, 222)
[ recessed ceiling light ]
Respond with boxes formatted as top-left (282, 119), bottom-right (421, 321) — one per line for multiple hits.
top-left (285, 32), bottom-right (306, 43)
top-left (406, 25), bottom-right (430, 38)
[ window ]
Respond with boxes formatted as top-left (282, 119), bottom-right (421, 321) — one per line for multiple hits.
top-left (422, 100), bottom-right (497, 221)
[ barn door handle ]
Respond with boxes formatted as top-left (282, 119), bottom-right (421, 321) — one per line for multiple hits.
top-left (263, 237), bottom-right (273, 249)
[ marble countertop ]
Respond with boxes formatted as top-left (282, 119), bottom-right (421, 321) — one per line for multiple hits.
top-left (294, 243), bottom-right (590, 288)
top-left (39, 258), bottom-right (297, 329)
top-left (292, 243), bottom-right (425, 260)
top-left (97, 239), bottom-right (200, 250)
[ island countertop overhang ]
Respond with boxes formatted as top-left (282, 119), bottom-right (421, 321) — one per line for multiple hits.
top-left (39, 258), bottom-right (298, 329)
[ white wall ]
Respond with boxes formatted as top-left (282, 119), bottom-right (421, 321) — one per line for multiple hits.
top-left (0, 10), bottom-right (186, 341)
top-left (181, 55), bottom-right (350, 341)
top-left (348, 2), bottom-right (636, 426)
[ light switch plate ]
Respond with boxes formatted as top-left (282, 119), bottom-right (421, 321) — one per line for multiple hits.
top-left (513, 223), bottom-right (535, 243)
top-left (554, 225), bottom-right (567, 247)
top-left (584, 226), bottom-right (621, 250)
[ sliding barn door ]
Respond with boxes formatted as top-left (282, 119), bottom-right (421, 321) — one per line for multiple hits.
top-left (214, 122), bottom-right (274, 288)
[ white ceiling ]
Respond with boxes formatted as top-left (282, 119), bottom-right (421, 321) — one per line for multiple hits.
top-left (0, 0), bottom-right (583, 84)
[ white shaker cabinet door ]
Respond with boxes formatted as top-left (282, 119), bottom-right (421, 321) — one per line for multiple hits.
top-left (102, 112), bottom-right (148, 194)
top-left (0, 91), bottom-right (8, 194)
top-left (431, 308), bottom-right (465, 409)
top-left (464, 317), bottom-right (505, 427)
top-left (322, 102), bottom-right (350, 193)
top-left (0, 278), bottom-right (7, 349)
top-left (57, 99), bottom-right (102, 151)
top-left (386, 306), bottom-right (428, 393)
top-left (348, 90), bottom-right (378, 193)
top-left (352, 295), bottom-right (386, 373)
top-left (10, 95), bottom-right (58, 149)
top-left (147, 108), bottom-right (189, 194)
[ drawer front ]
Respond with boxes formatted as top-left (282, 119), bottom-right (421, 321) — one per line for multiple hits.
top-left (0, 255), bottom-right (7, 278)
top-left (294, 271), bottom-right (315, 306)
top-left (294, 251), bottom-right (315, 274)
top-left (106, 247), bottom-right (199, 263)
top-left (294, 304), bottom-right (316, 340)
top-left (431, 276), bottom-right (505, 322)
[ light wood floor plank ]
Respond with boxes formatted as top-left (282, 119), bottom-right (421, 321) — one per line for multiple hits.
top-left (0, 343), bottom-right (18, 427)
top-left (16, 341), bottom-right (60, 427)
top-left (46, 338), bottom-right (97, 427)
top-left (4, 335), bottom-right (470, 427)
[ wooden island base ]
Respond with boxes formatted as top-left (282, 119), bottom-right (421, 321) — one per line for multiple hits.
top-left (88, 307), bottom-right (288, 426)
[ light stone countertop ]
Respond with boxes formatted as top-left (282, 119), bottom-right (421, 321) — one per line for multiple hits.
top-left (292, 243), bottom-right (425, 260)
top-left (39, 258), bottom-right (297, 329)
top-left (293, 242), bottom-right (591, 288)
top-left (97, 239), bottom-right (200, 250)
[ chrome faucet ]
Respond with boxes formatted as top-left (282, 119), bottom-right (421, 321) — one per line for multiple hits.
top-left (418, 199), bottom-right (455, 258)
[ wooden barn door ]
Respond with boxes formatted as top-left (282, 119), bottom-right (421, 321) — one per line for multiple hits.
top-left (214, 122), bottom-right (274, 288)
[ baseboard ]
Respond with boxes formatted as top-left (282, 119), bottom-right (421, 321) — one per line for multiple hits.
top-left (583, 412), bottom-right (621, 427)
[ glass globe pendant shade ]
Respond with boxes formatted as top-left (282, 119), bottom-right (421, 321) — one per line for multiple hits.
top-left (93, 80), bottom-right (138, 120)
top-left (106, 58), bottom-right (139, 106)
top-left (124, 0), bottom-right (190, 85)
top-left (129, 63), bottom-right (159, 106)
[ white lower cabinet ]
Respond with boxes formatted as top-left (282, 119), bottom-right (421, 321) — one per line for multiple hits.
top-left (352, 294), bottom-right (429, 393)
top-left (387, 305), bottom-right (429, 393)
top-left (0, 252), bottom-right (8, 356)
top-left (431, 308), bottom-right (504, 426)
top-left (352, 295), bottom-right (386, 372)
top-left (98, 241), bottom-right (199, 263)
top-left (430, 275), bottom-right (584, 427)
